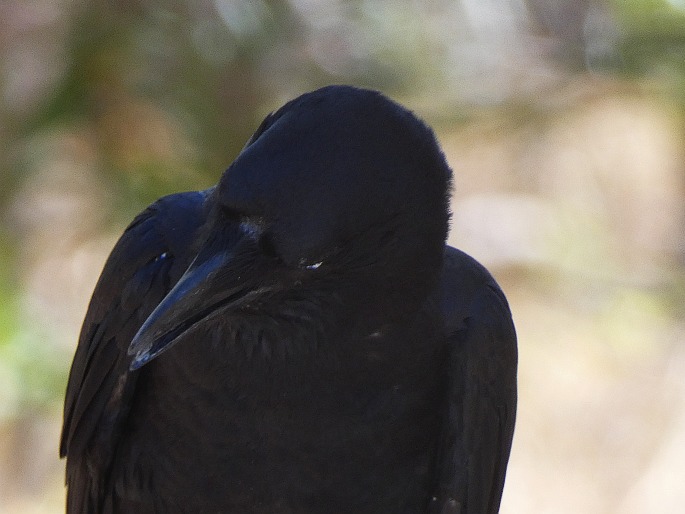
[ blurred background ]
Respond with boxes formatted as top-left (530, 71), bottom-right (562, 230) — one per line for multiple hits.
top-left (0, 0), bottom-right (684, 512)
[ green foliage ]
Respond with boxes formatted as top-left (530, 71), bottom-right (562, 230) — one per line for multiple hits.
top-left (0, 236), bottom-right (67, 419)
top-left (613, 0), bottom-right (685, 100)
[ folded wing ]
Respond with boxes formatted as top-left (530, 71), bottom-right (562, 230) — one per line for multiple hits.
top-left (60, 191), bottom-right (207, 513)
top-left (433, 246), bottom-right (518, 514)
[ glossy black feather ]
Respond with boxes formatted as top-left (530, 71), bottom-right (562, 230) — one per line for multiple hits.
top-left (430, 247), bottom-right (517, 513)
top-left (61, 85), bottom-right (517, 514)
top-left (61, 191), bottom-right (208, 513)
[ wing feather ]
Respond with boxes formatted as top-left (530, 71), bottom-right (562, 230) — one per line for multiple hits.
top-left (433, 247), bottom-right (517, 514)
top-left (60, 191), bottom-right (207, 513)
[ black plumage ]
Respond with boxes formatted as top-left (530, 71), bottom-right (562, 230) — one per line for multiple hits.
top-left (61, 85), bottom-right (517, 514)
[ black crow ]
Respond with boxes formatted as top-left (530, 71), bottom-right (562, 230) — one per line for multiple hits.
top-left (61, 85), bottom-right (517, 514)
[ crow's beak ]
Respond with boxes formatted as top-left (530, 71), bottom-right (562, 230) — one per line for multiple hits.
top-left (128, 232), bottom-right (279, 370)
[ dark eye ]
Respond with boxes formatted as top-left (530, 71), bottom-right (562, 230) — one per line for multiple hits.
top-left (298, 258), bottom-right (323, 270)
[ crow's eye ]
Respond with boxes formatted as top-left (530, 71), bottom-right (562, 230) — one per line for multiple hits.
top-left (298, 258), bottom-right (323, 270)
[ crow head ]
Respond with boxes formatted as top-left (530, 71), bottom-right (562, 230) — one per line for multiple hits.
top-left (129, 86), bottom-right (451, 369)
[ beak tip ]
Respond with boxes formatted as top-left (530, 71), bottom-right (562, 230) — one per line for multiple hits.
top-left (128, 326), bottom-right (177, 371)
top-left (129, 352), bottom-right (150, 371)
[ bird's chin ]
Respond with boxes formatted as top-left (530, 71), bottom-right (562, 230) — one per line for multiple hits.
top-left (129, 287), bottom-right (273, 370)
